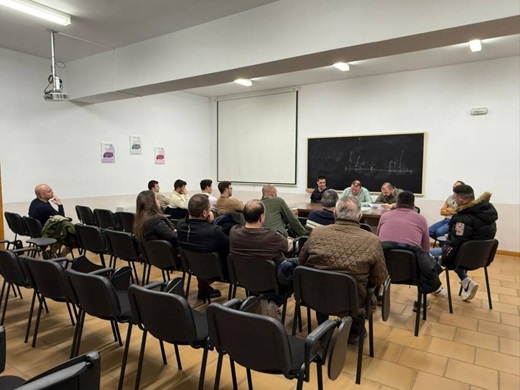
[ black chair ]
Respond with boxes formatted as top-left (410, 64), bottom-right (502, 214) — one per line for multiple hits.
top-left (291, 266), bottom-right (374, 384)
top-left (65, 266), bottom-right (133, 373)
top-left (0, 249), bottom-right (33, 326)
top-left (122, 279), bottom-right (209, 390)
top-left (444, 239), bottom-right (499, 313)
top-left (22, 256), bottom-right (77, 348)
top-left (140, 240), bottom-right (181, 284)
top-left (180, 249), bottom-right (230, 303)
top-left (93, 208), bottom-right (119, 230)
top-left (360, 223), bottom-right (372, 232)
top-left (384, 249), bottom-right (426, 336)
top-left (74, 224), bottom-right (109, 267)
top-left (292, 236), bottom-right (308, 257)
top-left (22, 216), bottom-right (57, 259)
top-left (207, 298), bottom-right (348, 390)
top-left (104, 229), bottom-right (145, 285)
top-left (4, 212), bottom-right (30, 250)
top-left (165, 207), bottom-right (188, 220)
top-left (0, 327), bottom-right (100, 390)
top-left (227, 253), bottom-right (289, 323)
top-left (75, 205), bottom-right (98, 226)
top-left (114, 211), bottom-right (135, 233)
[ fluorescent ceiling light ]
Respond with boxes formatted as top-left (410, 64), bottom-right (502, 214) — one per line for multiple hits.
top-left (234, 78), bottom-right (253, 87)
top-left (469, 39), bottom-right (482, 52)
top-left (0, 0), bottom-right (71, 26)
top-left (333, 62), bottom-right (350, 71)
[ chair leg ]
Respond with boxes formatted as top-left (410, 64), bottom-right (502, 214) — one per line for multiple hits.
top-left (0, 279), bottom-right (6, 308)
top-left (71, 310), bottom-right (85, 358)
top-left (296, 365), bottom-right (305, 390)
top-left (230, 358), bottom-right (238, 390)
top-left (16, 285), bottom-right (23, 300)
top-left (291, 303), bottom-right (300, 336)
top-left (445, 269), bottom-right (453, 314)
top-left (159, 340), bottom-right (167, 364)
top-left (135, 329), bottom-right (148, 390)
top-left (246, 368), bottom-right (253, 390)
top-left (368, 314), bottom-right (374, 357)
top-left (281, 299), bottom-right (287, 325)
top-left (307, 306), bottom-right (312, 334)
top-left (114, 321), bottom-right (123, 346)
top-left (214, 353), bottom-right (223, 390)
top-left (484, 267), bottom-right (493, 309)
top-left (185, 273), bottom-right (192, 297)
top-left (32, 293), bottom-right (44, 347)
top-left (227, 282), bottom-right (233, 301)
top-left (117, 323), bottom-right (133, 390)
top-left (198, 341), bottom-right (209, 390)
top-left (423, 293), bottom-right (427, 321)
top-left (24, 290), bottom-right (38, 343)
top-left (414, 292), bottom-right (421, 337)
top-left (174, 344), bottom-right (183, 370)
top-left (1, 283), bottom-right (11, 325)
top-left (65, 301), bottom-right (75, 326)
top-left (99, 253), bottom-right (107, 268)
top-left (355, 321), bottom-right (364, 384)
top-left (316, 361), bottom-right (323, 390)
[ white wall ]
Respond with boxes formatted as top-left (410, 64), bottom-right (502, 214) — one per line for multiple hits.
top-left (0, 47), bottom-right (212, 205)
top-left (229, 56), bottom-right (520, 252)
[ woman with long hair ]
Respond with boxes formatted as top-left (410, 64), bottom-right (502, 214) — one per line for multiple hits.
top-left (134, 190), bottom-right (177, 245)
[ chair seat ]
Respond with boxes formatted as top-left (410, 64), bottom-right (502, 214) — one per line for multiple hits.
top-left (0, 375), bottom-right (26, 388)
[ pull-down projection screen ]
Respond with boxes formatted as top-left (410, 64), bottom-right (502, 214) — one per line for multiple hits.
top-left (217, 91), bottom-right (298, 184)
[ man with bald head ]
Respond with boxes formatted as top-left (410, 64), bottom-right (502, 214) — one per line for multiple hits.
top-left (340, 180), bottom-right (373, 206)
top-left (261, 184), bottom-right (307, 238)
top-left (28, 184), bottom-right (65, 225)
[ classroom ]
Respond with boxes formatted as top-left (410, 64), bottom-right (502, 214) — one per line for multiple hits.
top-left (0, 1), bottom-right (519, 389)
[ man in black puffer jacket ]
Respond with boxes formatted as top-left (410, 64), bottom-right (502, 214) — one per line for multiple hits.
top-left (439, 185), bottom-right (498, 301)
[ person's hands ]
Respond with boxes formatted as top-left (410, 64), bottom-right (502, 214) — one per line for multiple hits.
top-left (51, 195), bottom-right (62, 206)
top-left (381, 203), bottom-right (392, 210)
top-left (207, 210), bottom-right (215, 223)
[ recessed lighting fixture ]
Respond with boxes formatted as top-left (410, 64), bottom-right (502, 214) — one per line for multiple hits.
top-left (469, 39), bottom-right (482, 52)
top-left (0, 0), bottom-right (71, 25)
top-left (234, 78), bottom-right (253, 87)
top-left (333, 62), bottom-right (350, 72)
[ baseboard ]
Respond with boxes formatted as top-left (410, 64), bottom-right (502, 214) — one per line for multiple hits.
top-left (497, 249), bottom-right (520, 257)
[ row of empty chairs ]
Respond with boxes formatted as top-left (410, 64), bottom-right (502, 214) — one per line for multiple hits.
top-left (76, 205), bottom-right (135, 233)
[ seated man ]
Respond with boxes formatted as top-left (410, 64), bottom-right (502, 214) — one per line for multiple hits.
top-left (340, 180), bottom-right (373, 206)
top-left (306, 189), bottom-right (338, 229)
top-left (299, 196), bottom-right (388, 343)
top-left (431, 185), bottom-right (498, 301)
top-left (230, 199), bottom-right (292, 317)
top-left (374, 182), bottom-right (403, 209)
top-left (377, 191), bottom-right (443, 302)
top-left (429, 180), bottom-right (465, 242)
top-left (310, 175), bottom-right (328, 203)
top-left (216, 181), bottom-right (244, 215)
top-left (200, 179), bottom-right (218, 210)
top-left (176, 194), bottom-right (230, 300)
top-left (148, 180), bottom-right (170, 210)
top-left (165, 179), bottom-right (189, 219)
top-left (261, 184), bottom-right (307, 238)
top-left (28, 184), bottom-right (65, 225)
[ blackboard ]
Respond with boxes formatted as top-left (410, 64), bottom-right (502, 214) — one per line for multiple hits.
top-left (307, 133), bottom-right (425, 194)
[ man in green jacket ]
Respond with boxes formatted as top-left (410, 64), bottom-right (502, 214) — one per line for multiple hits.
top-left (261, 184), bottom-right (307, 238)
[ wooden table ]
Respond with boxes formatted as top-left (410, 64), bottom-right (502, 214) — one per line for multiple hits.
top-left (290, 202), bottom-right (388, 231)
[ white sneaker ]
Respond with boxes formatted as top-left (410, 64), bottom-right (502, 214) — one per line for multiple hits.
top-left (432, 286), bottom-right (447, 297)
top-left (462, 279), bottom-right (479, 301)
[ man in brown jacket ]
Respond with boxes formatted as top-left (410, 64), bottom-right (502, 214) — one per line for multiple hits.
top-left (299, 196), bottom-right (388, 343)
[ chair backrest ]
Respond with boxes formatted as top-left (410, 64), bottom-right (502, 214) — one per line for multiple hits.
top-left (20, 351), bottom-right (101, 390)
top-left (22, 216), bottom-right (43, 238)
top-left (0, 249), bottom-right (29, 286)
top-left (359, 223), bottom-right (372, 232)
top-left (167, 208), bottom-right (189, 220)
top-left (384, 249), bottom-right (418, 285)
top-left (22, 256), bottom-right (72, 302)
top-left (128, 283), bottom-right (199, 344)
top-left (4, 212), bottom-right (29, 236)
top-left (228, 254), bottom-right (279, 294)
top-left (104, 230), bottom-right (140, 261)
top-left (75, 205), bottom-right (97, 226)
top-left (65, 269), bottom-right (122, 319)
top-left (293, 266), bottom-right (359, 316)
top-left (114, 212), bottom-right (135, 233)
top-left (0, 326), bottom-right (5, 373)
top-left (206, 302), bottom-right (293, 375)
top-left (93, 209), bottom-right (118, 230)
top-left (141, 240), bottom-right (179, 271)
top-left (455, 239), bottom-right (499, 270)
top-left (181, 249), bottom-right (225, 281)
top-left (74, 224), bottom-right (107, 254)
top-left (292, 236), bottom-right (308, 256)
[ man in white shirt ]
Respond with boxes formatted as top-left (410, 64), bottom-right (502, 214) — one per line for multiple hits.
top-left (200, 179), bottom-right (217, 210)
top-left (165, 179), bottom-right (189, 219)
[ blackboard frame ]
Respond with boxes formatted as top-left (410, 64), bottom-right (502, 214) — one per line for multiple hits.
top-left (307, 132), bottom-right (425, 194)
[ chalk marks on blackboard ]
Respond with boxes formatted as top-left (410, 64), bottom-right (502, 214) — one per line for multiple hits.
top-left (343, 150), bottom-right (414, 175)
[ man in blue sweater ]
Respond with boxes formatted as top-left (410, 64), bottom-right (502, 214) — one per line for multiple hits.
top-left (28, 184), bottom-right (65, 225)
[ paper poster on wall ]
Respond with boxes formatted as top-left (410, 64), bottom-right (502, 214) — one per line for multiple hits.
top-left (129, 135), bottom-right (142, 155)
top-left (155, 147), bottom-right (165, 165)
top-left (101, 143), bottom-right (115, 163)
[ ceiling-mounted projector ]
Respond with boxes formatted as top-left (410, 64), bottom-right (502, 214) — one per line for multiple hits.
top-left (44, 30), bottom-right (68, 101)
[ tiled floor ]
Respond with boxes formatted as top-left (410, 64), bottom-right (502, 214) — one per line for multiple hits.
top-left (1, 253), bottom-right (518, 389)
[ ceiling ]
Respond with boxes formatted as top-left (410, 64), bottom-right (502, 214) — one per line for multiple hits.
top-left (0, 1), bottom-right (518, 100)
